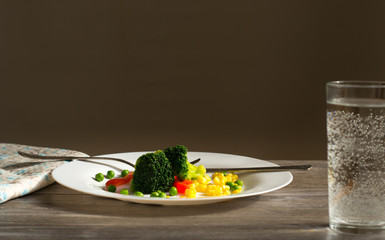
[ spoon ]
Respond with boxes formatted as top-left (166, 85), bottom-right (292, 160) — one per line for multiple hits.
top-left (17, 151), bottom-right (201, 169)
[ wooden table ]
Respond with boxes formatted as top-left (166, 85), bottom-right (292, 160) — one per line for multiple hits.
top-left (0, 160), bottom-right (383, 240)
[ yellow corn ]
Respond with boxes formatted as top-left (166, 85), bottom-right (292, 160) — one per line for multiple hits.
top-left (213, 176), bottom-right (221, 185)
top-left (180, 172), bottom-right (241, 198)
top-left (221, 177), bottom-right (227, 185)
top-left (204, 172), bottom-right (241, 196)
top-left (212, 172), bottom-right (223, 179)
top-left (226, 172), bottom-right (233, 178)
top-left (185, 188), bottom-right (197, 198)
top-left (204, 174), bottom-right (211, 182)
top-left (214, 187), bottom-right (222, 196)
top-left (196, 184), bottom-right (207, 192)
top-left (197, 175), bottom-right (205, 184)
top-left (206, 189), bottom-right (215, 196)
top-left (232, 189), bottom-right (241, 194)
top-left (222, 185), bottom-right (230, 191)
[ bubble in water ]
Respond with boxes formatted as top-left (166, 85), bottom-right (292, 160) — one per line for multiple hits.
top-left (327, 102), bottom-right (385, 226)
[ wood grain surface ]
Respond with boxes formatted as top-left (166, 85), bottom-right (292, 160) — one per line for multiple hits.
top-left (0, 160), bottom-right (383, 240)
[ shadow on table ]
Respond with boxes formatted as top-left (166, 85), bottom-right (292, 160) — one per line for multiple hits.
top-left (39, 192), bottom-right (259, 218)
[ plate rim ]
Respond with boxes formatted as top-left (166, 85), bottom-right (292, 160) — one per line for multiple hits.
top-left (52, 151), bottom-right (293, 205)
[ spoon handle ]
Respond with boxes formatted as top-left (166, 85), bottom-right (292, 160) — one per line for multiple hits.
top-left (205, 165), bottom-right (312, 173)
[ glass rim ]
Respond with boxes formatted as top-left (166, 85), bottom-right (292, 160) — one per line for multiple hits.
top-left (327, 81), bottom-right (385, 88)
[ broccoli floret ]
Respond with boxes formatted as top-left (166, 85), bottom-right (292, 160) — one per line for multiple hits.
top-left (186, 163), bottom-right (206, 180)
top-left (164, 145), bottom-right (189, 180)
top-left (164, 145), bottom-right (206, 181)
top-left (130, 150), bottom-right (175, 194)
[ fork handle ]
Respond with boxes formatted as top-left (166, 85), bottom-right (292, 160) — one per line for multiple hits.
top-left (18, 151), bottom-right (201, 169)
top-left (205, 164), bottom-right (312, 173)
top-left (18, 151), bottom-right (136, 168)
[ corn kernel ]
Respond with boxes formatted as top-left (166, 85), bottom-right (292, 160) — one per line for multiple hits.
top-left (185, 189), bottom-right (197, 198)
top-left (222, 185), bottom-right (230, 191)
top-left (213, 177), bottom-right (221, 185)
top-left (214, 187), bottom-right (222, 196)
top-left (197, 176), bottom-right (205, 184)
top-left (189, 183), bottom-right (197, 190)
top-left (223, 189), bottom-right (231, 195)
top-left (204, 175), bottom-right (211, 182)
top-left (206, 189), bottom-right (215, 196)
top-left (232, 189), bottom-right (241, 194)
top-left (213, 172), bottom-right (224, 179)
top-left (207, 184), bottom-right (215, 191)
top-left (221, 177), bottom-right (227, 185)
top-left (197, 184), bottom-right (207, 192)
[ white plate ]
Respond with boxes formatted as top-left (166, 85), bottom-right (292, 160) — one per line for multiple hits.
top-left (52, 151), bottom-right (293, 206)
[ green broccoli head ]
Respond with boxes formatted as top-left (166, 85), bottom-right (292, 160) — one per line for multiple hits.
top-left (164, 145), bottom-right (189, 180)
top-left (131, 150), bottom-right (175, 194)
top-left (164, 145), bottom-right (206, 181)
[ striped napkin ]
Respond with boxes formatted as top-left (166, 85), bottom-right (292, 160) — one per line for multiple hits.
top-left (0, 143), bottom-right (88, 204)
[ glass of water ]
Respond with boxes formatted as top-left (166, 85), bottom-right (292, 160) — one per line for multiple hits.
top-left (327, 81), bottom-right (385, 234)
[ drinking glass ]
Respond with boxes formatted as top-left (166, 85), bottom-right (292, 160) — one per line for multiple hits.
top-left (327, 81), bottom-right (385, 234)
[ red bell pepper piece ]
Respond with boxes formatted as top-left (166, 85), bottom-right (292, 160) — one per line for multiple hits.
top-left (173, 177), bottom-right (194, 194)
top-left (105, 172), bottom-right (134, 188)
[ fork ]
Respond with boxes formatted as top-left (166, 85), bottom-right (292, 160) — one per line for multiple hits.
top-left (17, 151), bottom-right (201, 169)
top-left (18, 151), bottom-right (311, 173)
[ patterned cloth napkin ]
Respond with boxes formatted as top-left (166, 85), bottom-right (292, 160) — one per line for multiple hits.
top-left (0, 143), bottom-right (88, 204)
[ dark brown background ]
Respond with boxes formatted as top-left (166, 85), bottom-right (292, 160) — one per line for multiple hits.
top-left (1, 1), bottom-right (385, 160)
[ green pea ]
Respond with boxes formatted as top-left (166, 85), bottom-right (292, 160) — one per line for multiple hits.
top-left (159, 192), bottom-right (167, 198)
top-left (107, 185), bottom-right (116, 192)
top-left (95, 173), bottom-right (104, 182)
top-left (150, 192), bottom-right (159, 197)
top-left (120, 189), bottom-right (129, 195)
top-left (106, 170), bottom-right (115, 179)
top-left (169, 187), bottom-right (177, 196)
top-left (121, 169), bottom-right (129, 177)
top-left (134, 191), bottom-right (144, 197)
top-left (226, 181), bottom-right (234, 187)
top-left (231, 184), bottom-right (240, 191)
top-left (235, 180), bottom-right (243, 187)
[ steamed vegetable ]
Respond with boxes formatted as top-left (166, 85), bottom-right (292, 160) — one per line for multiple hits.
top-left (130, 150), bottom-right (175, 194)
top-left (164, 145), bottom-right (206, 180)
top-left (105, 172), bottom-right (134, 193)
